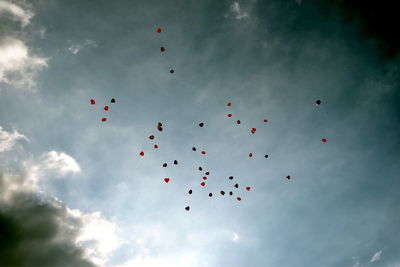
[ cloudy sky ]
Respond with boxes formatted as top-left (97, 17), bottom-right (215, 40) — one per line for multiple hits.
top-left (1, 0), bottom-right (399, 266)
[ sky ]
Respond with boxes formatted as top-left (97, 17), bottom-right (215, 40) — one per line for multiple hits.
top-left (0, 0), bottom-right (399, 267)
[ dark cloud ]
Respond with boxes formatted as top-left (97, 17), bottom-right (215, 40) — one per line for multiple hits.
top-left (0, 172), bottom-right (97, 267)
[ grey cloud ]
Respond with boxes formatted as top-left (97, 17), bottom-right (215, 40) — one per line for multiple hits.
top-left (0, 172), bottom-right (97, 267)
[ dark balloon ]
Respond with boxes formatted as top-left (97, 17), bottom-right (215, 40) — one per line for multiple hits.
top-left (316, 99), bottom-right (321, 105)
top-left (220, 191), bottom-right (225, 195)
top-left (158, 122), bottom-right (163, 126)
top-left (170, 69), bottom-right (175, 73)
top-left (185, 206), bottom-right (190, 211)
top-left (237, 120), bottom-right (241, 124)
top-left (149, 135), bottom-right (154, 140)
top-left (174, 160), bottom-right (178, 165)
top-left (189, 189), bottom-right (192, 195)
top-left (205, 172), bottom-right (209, 175)
top-left (199, 122), bottom-right (204, 127)
top-left (209, 193), bottom-right (213, 197)
top-left (286, 175), bottom-right (291, 180)
top-left (229, 176), bottom-right (233, 180)
top-left (163, 163), bottom-right (167, 167)
top-left (160, 47), bottom-right (165, 52)
top-left (111, 98), bottom-right (116, 103)
top-left (264, 154), bottom-right (268, 158)
top-left (229, 191), bottom-right (233, 196)
top-left (192, 147), bottom-right (197, 151)
top-left (199, 167), bottom-right (203, 171)
top-left (234, 184), bottom-right (239, 188)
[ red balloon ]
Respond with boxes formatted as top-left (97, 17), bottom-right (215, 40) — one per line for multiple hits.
top-left (139, 151), bottom-right (144, 156)
top-left (201, 182), bottom-right (205, 186)
top-left (203, 176), bottom-right (207, 180)
top-left (321, 138), bottom-right (327, 143)
top-left (227, 102), bottom-right (232, 107)
top-left (249, 153), bottom-right (253, 157)
top-left (263, 119), bottom-right (268, 123)
top-left (227, 114), bottom-right (232, 118)
top-left (251, 128), bottom-right (256, 134)
top-left (104, 106), bottom-right (109, 111)
top-left (237, 197), bottom-right (242, 201)
top-left (164, 178), bottom-right (170, 183)
top-left (157, 28), bottom-right (162, 33)
top-left (101, 118), bottom-right (107, 122)
top-left (201, 151), bottom-right (206, 155)
top-left (90, 99), bottom-right (95, 105)
top-left (246, 187), bottom-right (251, 191)
top-left (154, 144), bottom-right (158, 149)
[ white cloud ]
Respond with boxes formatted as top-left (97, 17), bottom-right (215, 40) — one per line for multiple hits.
top-left (230, 2), bottom-right (249, 20)
top-left (0, 126), bottom-right (28, 152)
top-left (232, 232), bottom-right (240, 242)
top-left (371, 250), bottom-right (382, 262)
top-left (68, 40), bottom-right (97, 55)
top-left (0, 37), bottom-right (48, 88)
top-left (39, 151), bottom-right (81, 176)
top-left (24, 150), bottom-right (81, 189)
top-left (69, 209), bottom-right (120, 266)
top-left (115, 253), bottom-right (197, 267)
top-left (0, 0), bottom-right (33, 26)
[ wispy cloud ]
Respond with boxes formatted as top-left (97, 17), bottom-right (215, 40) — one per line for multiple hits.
top-left (232, 232), bottom-right (240, 242)
top-left (0, 0), bottom-right (33, 27)
top-left (370, 250), bottom-right (382, 262)
top-left (68, 40), bottom-right (97, 55)
top-left (230, 2), bottom-right (249, 20)
top-left (0, 126), bottom-right (27, 152)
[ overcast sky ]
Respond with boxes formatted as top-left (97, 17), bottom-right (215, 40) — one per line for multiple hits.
top-left (1, 0), bottom-right (399, 266)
